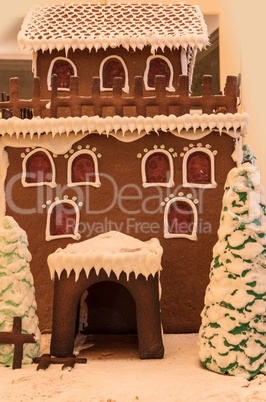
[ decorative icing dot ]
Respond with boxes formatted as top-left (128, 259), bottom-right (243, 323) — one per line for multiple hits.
top-left (53, 154), bottom-right (58, 158)
top-left (153, 145), bottom-right (158, 149)
top-left (137, 153), bottom-right (142, 158)
top-left (42, 204), bottom-right (46, 209)
top-left (86, 144), bottom-right (90, 149)
top-left (197, 143), bottom-right (202, 147)
top-left (69, 149), bottom-right (74, 154)
top-left (178, 192), bottom-right (184, 197)
top-left (213, 150), bottom-right (218, 155)
top-left (170, 194), bottom-right (174, 198)
top-left (189, 143), bottom-right (194, 148)
top-left (161, 202), bottom-right (165, 206)
top-left (77, 145), bottom-right (82, 150)
top-left (173, 152), bottom-right (178, 158)
top-left (55, 197), bottom-right (59, 201)
top-left (143, 148), bottom-right (148, 153)
top-left (63, 195), bottom-right (68, 200)
top-left (187, 193), bottom-right (192, 199)
top-left (205, 144), bottom-right (211, 149)
top-left (194, 199), bottom-right (199, 204)
top-left (97, 153), bottom-right (102, 158)
top-left (164, 197), bottom-right (169, 202)
top-left (180, 152), bottom-right (184, 157)
top-left (183, 146), bottom-right (189, 151)
top-left (72, 196), bottom-right (77, 201)
top-left (78, 202), bottom-right (83, 207)
top-left (169, 147), bottom-right (174, 152)
top-left (20, 153), bottom-right (25, 158)
top-left (46, 200), bottom-right (51, 205)
top-left (26, 148), bottom-right (30, 153)
top-left (64, 154), bottom-right (69, 159)
top-left (31, 146), bottom-right (36, 149)
top-left (92, 147), bottom-right (97, 152)
top-left (160, 144), bottom-right (165, 149)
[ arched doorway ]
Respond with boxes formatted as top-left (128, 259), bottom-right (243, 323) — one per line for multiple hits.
top-left (79, 281), bottom-right (137, 334)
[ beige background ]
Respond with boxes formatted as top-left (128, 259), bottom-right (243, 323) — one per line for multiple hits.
top-left (1, 0), bottom-right (266, 190)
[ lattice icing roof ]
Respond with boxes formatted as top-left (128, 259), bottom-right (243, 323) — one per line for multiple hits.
top-left (17, 2), bottom-right (209, 54)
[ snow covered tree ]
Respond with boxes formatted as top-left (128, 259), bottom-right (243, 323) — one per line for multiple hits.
top-left (0, 216), bottom-right (40, 366)
top-left (199, 155), bottom-right (266, 379)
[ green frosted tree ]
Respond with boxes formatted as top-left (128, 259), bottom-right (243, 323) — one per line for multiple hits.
top-left (199, 155), bottom-right (266, 379)
top-left (0, 216), bottom-right (40, 366)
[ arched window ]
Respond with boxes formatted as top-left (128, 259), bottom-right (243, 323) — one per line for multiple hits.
top-left (47, 57), bottom-right (77, 90)
top-left (100, 56), bottom-right (129, 93)
top-left (144, 56), bottom-right (175, 92)
top-left (67, 150), bottom-right (101, 187)
top-left (164, 197), bottom-right (197, 240)
top-left (183, 148), bottom-right (217, 189)
top-left (142, 150), bottom-right (174, 188)
top-left (22, 148), bottom-right (56, 188)
top-left (46, 200), bottom-right (80, 241)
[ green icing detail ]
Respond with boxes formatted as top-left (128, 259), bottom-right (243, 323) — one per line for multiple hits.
top-left (0, 309), bottom-right (17, 316)
top-left (213, 256), bottom-right (222, 268)
top-left (0, 272), bottom-right (7, 277)
top-left (258, 232), bottom-right (265, 238)
top-left (231, 289), bottom-right (238, 296)
top-left (229, 322), bottom-right (250, 335)
top-left (252, 218), bottom-right (261, 227)
top-left (210, 322), bottom-right (220, 328)
top-left (231, 252), bottom-right (242, 259)
top-left (246, 281), bottom-right (256, 288)
top-left (246, 290), bottom-right (266, 299)
top-left (22, 279), bottom-right (33, 288)
top-left (226, 259), bottom-right (231, 264)
top-left (5, 300), bottom-right (20, 307)
top-left (220, 301), bottom-right (235, 310)
top-left (219, 361), bottom-right (238, 374)
top-left (0, 283), bottom-right (13, 298)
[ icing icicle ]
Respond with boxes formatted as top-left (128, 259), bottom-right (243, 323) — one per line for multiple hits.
top-left (198, 154), bottom-right (266, 379)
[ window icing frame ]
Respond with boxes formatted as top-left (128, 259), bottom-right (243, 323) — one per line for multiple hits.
top-left (141, 149), bottom-right (174, 188)
top-left (46, 199), bottom-right (81, 241)
top-left (144, 55), bottom-right (175, 92)
top-left (47, 57), bottom-right (77, 91)
top-left (67, 149), bottom-right (101, 187)
top-left (164, 197), bottom-right (198, 240)
top-left (99, 55), bottom-right (129, 93)
top-left (182, 148), bottom-right (217, 189)
top-left (21, 148), bottom-right (56, 188)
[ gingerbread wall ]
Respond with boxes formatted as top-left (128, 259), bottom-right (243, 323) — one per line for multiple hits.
top-left (4, 129), bottom-right (236, 333)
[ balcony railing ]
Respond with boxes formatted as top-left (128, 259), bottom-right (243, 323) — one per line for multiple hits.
top-left (0, 74), bottom-right (238, 120)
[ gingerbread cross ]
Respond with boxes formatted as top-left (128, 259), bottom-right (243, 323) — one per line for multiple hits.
top-left (0, 316), bottom-right (36, 369)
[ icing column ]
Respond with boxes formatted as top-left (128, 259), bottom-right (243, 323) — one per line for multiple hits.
top-left (199, 159), bottom-right (266, 379)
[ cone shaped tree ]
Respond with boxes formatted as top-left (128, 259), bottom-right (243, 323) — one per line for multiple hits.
top-left (199, 154), bottom-right (266, 379)
top-left (0, 216), bottom-right (40, 366)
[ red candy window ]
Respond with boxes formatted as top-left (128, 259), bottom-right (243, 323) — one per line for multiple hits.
top-left (71, 153), bottom-right (96, 183)
top-left (50, 203), bottom-right (77, 236)
top-left (25, 151), bottom-right (52, 184)
top-left (102, 58), bottom-right (125, 88)
top-left (187, 151), bottom-right (211, 184)
top-left (145, 152), bottom-right (170, 184)
top-left (167, 201), bottom-right (193, 235)
top-left (148, 58), bottom-right (170, 88)
top-left (52, 59), bottom-right (74, 89)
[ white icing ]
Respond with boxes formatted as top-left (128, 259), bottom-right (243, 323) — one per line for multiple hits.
top-left (99, 55), bottom-right (129, 93)
top-left (47, 57), bottom-right (77, 91)
top-left (199, 162), bottom-right (266, 379)
top-left (0, 216), bottom-right (41, 366)
top-left (18, 3), bottom-right (209, 55)
top-left (143, 55), bottom-right (175, 92)
top-left (67, 149), bottom-right (101, 188)
top-left (182, 147), bottom-right (217, 189)
top-left (163, 197), bottom-right (198, 240)
top-left (47, 231), bottom-right (163, 281)
top-left (0, 113), bottom-right (249, 141)
top-left (21, 148), bottom-right (56, 188)
top-left (141, 149), bottom-right (174, 188)
top-left (46, 199), bottom-right (81, 242)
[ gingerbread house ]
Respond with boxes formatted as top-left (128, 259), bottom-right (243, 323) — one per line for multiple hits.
top-left (0, 3), bottom-right (249, 358)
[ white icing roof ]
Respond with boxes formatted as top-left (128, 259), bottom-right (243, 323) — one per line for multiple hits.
top-left (47, 231), bottom-right (163, 281)
top-left (0, 113), bottom-right (249, 140)
top-left (17, 3), bottom-right (209, 54)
